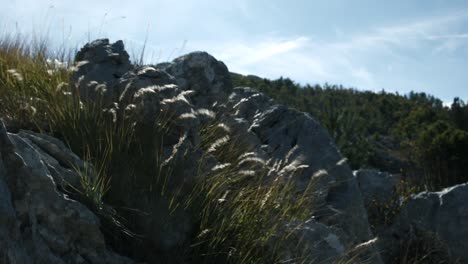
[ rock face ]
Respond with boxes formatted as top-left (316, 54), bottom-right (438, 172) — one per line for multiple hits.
top-left (71, 39), bottom-right (231, 262)
top-left (354, 169), bottom-right (401, 206)
top-left (354, 169), bottom-right (402, 234)
top-left (0, 121), bottom-right (133, 263)
top-left (353, 169), bottom-right (468, 263)
top-left (378, 183), bottom-right (468, 263)
top-left (225, 88), bottom-right (383, 263)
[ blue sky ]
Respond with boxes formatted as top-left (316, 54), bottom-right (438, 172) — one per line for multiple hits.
top-left (2, 0), bottom-right (468, 102)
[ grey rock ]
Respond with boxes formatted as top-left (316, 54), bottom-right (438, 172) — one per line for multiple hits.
top-left (281, 219), bottom-right (347, 263)
top-left (16, 130), bottom-right (91, 189)
top-left (75, 39), bottom-right (130, 64)
top-left (117, 65), bottom-right (177, 107)
top-left (354, 169), bottom-right (402, 233)
top-left (0, 150), bottom-right (30, 264)
top-left (227, 87), bottom-right (273, 120)
top-left (224, 88), bottom-right (383, 263)
top-left (282, 219), bottom-right (381, 264)
top-left (0, 120), bottom-right (134, 264)
top-left (70, 40), bottom-right (212, 261)
top-left (379, 183), bottom-right (468, 263)
top-left (160, 51), bottom-right (233, 108)
top-left (72, 39), bottom-right (133, 106)
top-left (354, 169), bottom-right (401, 205)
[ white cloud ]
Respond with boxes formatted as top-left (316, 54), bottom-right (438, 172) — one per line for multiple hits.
top-left (205, 12), bottom-right (468, 90)
top-left (232, 37), bottom-right (309, 65)
top-left (187, 36), bottom-right (331, 80)
top-left (188, 35), bottom-right (375, 89)
top-left (2, 1), bottom-right (468, 96)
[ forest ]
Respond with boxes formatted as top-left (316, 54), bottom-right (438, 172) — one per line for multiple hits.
top-left (232, 73), bottom-right (468, 191)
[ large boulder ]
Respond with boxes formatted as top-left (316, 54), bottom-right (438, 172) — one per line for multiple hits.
top-left (71, 42), bottom-right (218, 262)
top-left (69, 40), bottom-right (382, 263)
top-left (354, 169), bottom-right (402, 232)
top-left (354, 169), bottom-right (401, 205)
top-left (378, 183), bottom-right (468, 263)
top-left (0, 120), bottom-right (134, 264)
top-left (224, 87), bottom-right (383, 263)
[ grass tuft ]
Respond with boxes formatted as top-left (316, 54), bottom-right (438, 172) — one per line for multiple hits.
top-left (186, 121), bottom-right (316, 263)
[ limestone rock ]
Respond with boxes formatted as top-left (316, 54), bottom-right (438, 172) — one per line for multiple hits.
top-left (159, 51), bottom-right (233, 108)
top-left (227, 87), bottom-right (273, 120)
top-left (379, 183), bottom-right (468, 263)
top-left (225, 87), bottom-right (383, 263)
top-left (0, 120), bottom-right (134, 264)
top-left (354, 169), bottom-right (402, 234)
top-left (354, 169), bottom-right (401, 205)
top-left (72, 39), bottom-right (133, 106)
top-left (117, 65), bottom-right (177, 107)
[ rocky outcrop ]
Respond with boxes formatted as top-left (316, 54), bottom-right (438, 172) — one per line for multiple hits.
top-left (354, 169), bottom-right (401, 206)
top-left (71, 39), bottom-right (229, 262)
top-left (353, 169), bottom-right (468, 263)
top-left (225, 87), bottom-right (383, 263)
top-left (354, 169), bottom-right (402, 233)
top-left (0, 38), bottom-right (388, 263)
top-left (67, 38), bottom-right (384, 263)
top-left (378, 183), bottom-right (468, 263)
top-left (0, 120), bottom-right (134, 263)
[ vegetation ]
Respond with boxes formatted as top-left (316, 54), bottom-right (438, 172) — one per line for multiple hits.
top-left (185, 120), bottom-right (316, 263)
top-left (232, 73), bottom-right (468, 191)
top-left (0, 36), bottom-right (317, 263)
top-left (2, 33), bottom-right (466, 263)
top-left (393, 228), bottom-right (461, 264)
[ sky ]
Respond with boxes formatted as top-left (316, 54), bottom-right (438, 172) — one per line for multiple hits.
top-left (1, 0), bottom-right (468, 102)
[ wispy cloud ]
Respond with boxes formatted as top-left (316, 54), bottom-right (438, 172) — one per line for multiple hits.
top-left (335, 12), bottom-right (468, 52)
top-left (2, 1), bottom-right (468, 99)
top-left (188, 37), bottom-right (330, 81)
top-left (214, 37), bottom-right (309, 65)
top-left (189, 12), bottom-right (468, 92)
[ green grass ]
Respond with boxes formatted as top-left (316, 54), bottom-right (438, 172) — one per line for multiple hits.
top-left (0, 33), bottom-right (135, 206)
